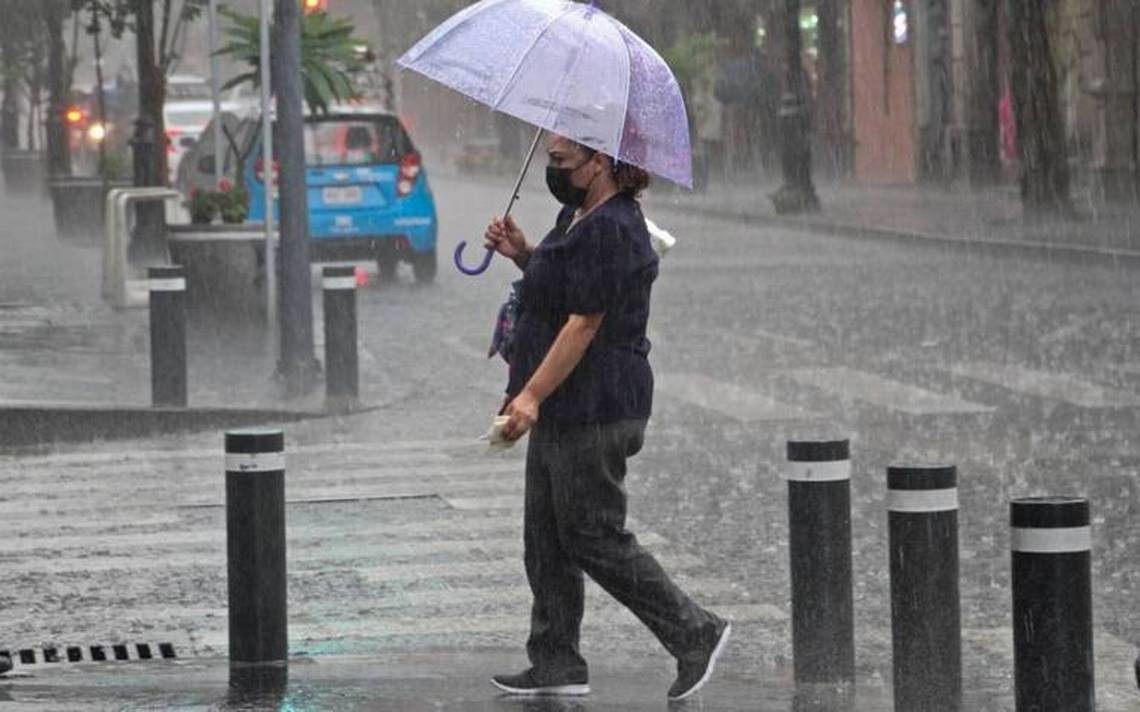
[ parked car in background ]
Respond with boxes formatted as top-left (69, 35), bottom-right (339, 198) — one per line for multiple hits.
top-left (173, 109), bottom-right (259, 197)
top-left (239, 105), bottom-right (439, 283)
top-left (164, 74), bottom-right (254, 181)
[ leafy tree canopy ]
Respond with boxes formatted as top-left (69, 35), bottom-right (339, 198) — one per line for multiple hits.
top-left (218, 6), bottom-right (365, 115)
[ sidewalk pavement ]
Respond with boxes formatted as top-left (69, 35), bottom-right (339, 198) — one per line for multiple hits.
top-left (0, 187), bottom-right (336, 447)
top-left (646, 175), bottom-right (1140, 260)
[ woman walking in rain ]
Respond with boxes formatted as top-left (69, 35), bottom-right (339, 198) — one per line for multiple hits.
top-left (483, 133), bottom-right (731, 701)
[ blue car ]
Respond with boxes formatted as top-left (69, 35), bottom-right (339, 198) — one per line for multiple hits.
top-left (244, 108), bottom-right (439, 283)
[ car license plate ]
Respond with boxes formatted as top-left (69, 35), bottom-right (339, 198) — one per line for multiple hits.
top-left (323, 186), bottom-right (362, 205)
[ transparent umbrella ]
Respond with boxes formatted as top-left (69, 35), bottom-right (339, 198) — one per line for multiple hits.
top-left (398, 0), bottom-right (691, 275)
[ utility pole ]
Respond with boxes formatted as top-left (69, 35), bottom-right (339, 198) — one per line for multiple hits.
top-left (770, 0), bottom-right (820, 214)
top-left (274, 0), bottom-right (317, 395)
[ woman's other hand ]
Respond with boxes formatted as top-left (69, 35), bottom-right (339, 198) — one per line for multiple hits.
top-left (501, 389), bottom-right (540, 441)
top-left (484, 215), bottom-right (529, 266)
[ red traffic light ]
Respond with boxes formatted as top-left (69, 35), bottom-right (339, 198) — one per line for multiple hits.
top-left (302, 0), bottom-right (326, 13)
top-left (64, 106), bottom-right (85, 125)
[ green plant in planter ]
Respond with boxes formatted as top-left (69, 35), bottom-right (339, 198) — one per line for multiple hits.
top-left (187, 187), bottom-right (217, 224)
top-left (216, 178), bottom-right (249, 223)
top-left (186, 179), bottom-right (249, 225)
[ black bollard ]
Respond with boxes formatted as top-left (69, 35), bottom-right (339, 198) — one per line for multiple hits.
top-left (321, 265), bottom-right (359, 410)
top-left (1011, 496), bottom-right (1094, 712)
top-left (148, 266), bottom-right (187, 407)
top-left (226, 429), bottom-right (287, 667)
top-left (786, 439), bottom-right (854, 685)
top-left (887, 465), bottom-right (961, 711)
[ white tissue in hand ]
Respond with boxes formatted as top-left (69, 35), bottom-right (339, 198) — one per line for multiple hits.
top-left (482, 415), bottom-right (516, 450)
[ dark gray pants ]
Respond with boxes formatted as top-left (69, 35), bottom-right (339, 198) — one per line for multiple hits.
top-left (524, 418), bottom-right (719, 676)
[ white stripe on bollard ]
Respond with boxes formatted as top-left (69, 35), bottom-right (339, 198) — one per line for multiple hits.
top-left (149, 278), bottom-right (187, 292)
top-left (225, 452), bottom-right (286, 473)
top-left (887, 487), bottom-right (959, 513)
top-left (1010, 526), bottom-right (1091, 553)
top-left (322, 276), bottom-right (356, 290)
top-left (785, 459), bottom-right (851, 482)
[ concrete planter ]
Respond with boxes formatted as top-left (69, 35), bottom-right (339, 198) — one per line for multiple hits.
top-left (1, 150), bottom-right (46, 195)
top-left (167, 223), bottom-right (268, 324)
top-left (49, 176), bottom-right (132, 242)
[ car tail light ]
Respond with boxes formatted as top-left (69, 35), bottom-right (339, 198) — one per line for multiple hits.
top-left (397, 152), bottom-right (421, 197)
top-left (255, 159), bottom-right (280, 185)
top-left (166, 129), bottom-right (180, 153)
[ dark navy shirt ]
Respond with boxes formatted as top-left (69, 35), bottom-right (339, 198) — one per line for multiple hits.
top-left (507, 194), bottom-right (659, 425)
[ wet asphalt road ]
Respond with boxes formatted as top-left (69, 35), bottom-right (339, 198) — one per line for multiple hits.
top-left (0, 172), bottom-right (1138, 708)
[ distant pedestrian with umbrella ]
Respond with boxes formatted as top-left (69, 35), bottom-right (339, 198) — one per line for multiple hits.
top-left (399, 0), bottom-right (731, 702)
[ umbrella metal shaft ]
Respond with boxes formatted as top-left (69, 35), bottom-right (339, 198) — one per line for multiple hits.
top-left (502, 127), bottom-right (544, 219)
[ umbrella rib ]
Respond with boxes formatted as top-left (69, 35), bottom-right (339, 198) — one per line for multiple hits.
top-left (398, 0), bottom-right (516, 66)
top-left (613, 26), bottom-right (634, 160)
top-left (489, 4), bottom-right (580, 111)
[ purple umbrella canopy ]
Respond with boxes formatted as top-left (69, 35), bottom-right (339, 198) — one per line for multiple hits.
top-left (398, 0), bottom-right (692, 188)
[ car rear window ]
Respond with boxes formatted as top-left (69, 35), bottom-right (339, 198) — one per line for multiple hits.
top-left (300, 117), bottom-right (410, 166)
top-left (166, 109), bottom-right (214, 128)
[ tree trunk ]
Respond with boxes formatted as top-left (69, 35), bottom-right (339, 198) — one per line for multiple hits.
top-left (1, 40), bottom-right (20, 150)
top-left (27, 54), bottom-right (44, 151)
top-left (130, 0), bottom-right (168, 260)
top-left (816, 0), bottom-right (850, 179)
top-left (133, 0), bottom-right (167, 187)
top-left (965, 0), bottom-right (1001, 185)
top-left (275, 0), bottom-right (318, 395)
top-left (770, 0), bottom-right (820, 213)
top-left (916, 0), bottom-right (953, 182)
top-left (1006, 0), bottom-right (1072, 216)
top-left (44, 1), bottom-right (70, 176)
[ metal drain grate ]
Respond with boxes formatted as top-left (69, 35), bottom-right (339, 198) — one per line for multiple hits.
top-left (0, 642), bottom-right (176, 667)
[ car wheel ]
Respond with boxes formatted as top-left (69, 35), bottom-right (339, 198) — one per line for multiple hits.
top-left (412, 249), bottom-right (437, 284)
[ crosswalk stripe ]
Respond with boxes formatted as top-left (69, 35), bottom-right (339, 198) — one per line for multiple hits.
top-left (784, 366), bottom-right (995, 415)
top-left (655, 371), bottom-right (818, 421)
top-left (0, 530), bottom-right (664, 571)
top-left (0, 514), bottom-right (525, 552)
top-left (445, 495), bottom-right (524, 510)
top-left (0, 439), bottom-right (488, 468)
top-left (188, 602), bottom-right (785, 651)
top-left (0, 513), bottom-right (179, 538)
top-left (0, 478), bottom-right (521, 516)
top-left (0, 452), bottom-right (516, 486)
top-left (950, 362), bottom-right (1140, 408)
top-left (0, 533), bottom-right (684, 576)
top-left (0, 463), bottom-right (524, 502)
top-left (0, 578), bottom-right (757, 632)
top-left (354, 553), bottom-right (706, 586)
top-left (339, 580), bottom-right (754, 612)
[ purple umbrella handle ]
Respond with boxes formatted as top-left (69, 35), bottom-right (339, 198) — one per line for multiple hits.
top-left (453, 127), bottom-right (544, 278)
top-left (454, 242), bottom-right (495, 275)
